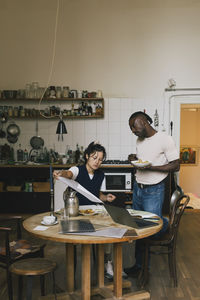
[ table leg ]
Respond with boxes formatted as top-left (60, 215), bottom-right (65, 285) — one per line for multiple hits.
top-left (113, 243), bottom-right (122, 298)
top-left (97, 244), bottom-right (105, 287)
top-left (82, 244), bottom-right (91, 300)
top-left (65, 243), bottom-right (74, 292)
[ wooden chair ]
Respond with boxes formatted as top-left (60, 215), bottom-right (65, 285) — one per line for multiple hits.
top-left (0, 216), bottom-right (45, 300)
top-left (9, 257), bottom-right (57, 300)
top-left (138, 186), bottom-right (190, 288)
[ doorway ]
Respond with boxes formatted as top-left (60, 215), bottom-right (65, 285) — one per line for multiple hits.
top-left (169, 93), bottom-right (200, 209)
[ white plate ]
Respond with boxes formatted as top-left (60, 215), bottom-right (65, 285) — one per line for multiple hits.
top-left (41, 221), bottom-right (58, 226)
top-left (79, 210), bottom-right (97, 216)
top-left (131, 160), bottom-right (151, 168)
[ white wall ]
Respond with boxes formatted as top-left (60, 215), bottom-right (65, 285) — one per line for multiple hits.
top-left (1, 0), bottom-right (200, 158)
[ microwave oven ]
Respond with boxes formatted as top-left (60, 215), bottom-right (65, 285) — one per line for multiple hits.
top-left (101, 172), bottom-right (132, 192)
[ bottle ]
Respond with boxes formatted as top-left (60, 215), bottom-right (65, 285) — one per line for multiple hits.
top-left (49, 86), bottom-right (56, 98)
top-left (17, 144), bottom-right (24, 161)
top-left (24, 149), bottom-right (28, 161)
top-left (63, 86), bottom-right (69, 98)
top-left (75, 144), bottom-right (80, 163)
top-left (154, 109), bottom-right (159, 128)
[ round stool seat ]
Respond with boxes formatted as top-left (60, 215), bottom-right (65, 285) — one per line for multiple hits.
top-left (9, 258), bottom-right (57, 300)
top-left (10, 258), bottom-right (56, 276)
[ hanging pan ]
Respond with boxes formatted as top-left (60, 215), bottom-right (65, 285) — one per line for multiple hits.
top-left (30, 120), bottom-right (44, 149)
top-left (7, 134), bottom-right (18, 144)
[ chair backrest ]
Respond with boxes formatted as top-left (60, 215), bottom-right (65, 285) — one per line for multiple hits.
top-left (169, 185), bottom-right (184, 216)
top-left (0, 216), bottom-right (22, 263)
top-left (168, 187), bottom-right (190, 239)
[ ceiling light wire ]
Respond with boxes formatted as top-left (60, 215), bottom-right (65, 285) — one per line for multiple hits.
top-left (38, 0), bottom-right (60, 119)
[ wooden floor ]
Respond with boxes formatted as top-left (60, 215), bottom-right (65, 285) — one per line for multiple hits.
top-left (1, 210), bottom-right (200, 300)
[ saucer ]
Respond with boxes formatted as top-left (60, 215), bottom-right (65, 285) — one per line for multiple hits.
top-left (41, 221), bottom-right (58, 226)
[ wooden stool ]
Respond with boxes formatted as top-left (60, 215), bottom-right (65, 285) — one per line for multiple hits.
top-left (9, 257), bottom-right (57, 300)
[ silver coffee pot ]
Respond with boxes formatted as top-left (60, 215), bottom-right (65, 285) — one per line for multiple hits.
top-left (63, 187), bottom-right (79, 217)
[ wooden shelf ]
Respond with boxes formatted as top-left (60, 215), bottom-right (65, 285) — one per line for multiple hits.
top-left (1, 98), bottom-right (104, 119)
top-left (2, 97), bottom-right (103, 101)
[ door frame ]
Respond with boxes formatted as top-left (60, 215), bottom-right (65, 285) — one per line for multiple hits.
top-left (169, 92), bottom-right (200, 149)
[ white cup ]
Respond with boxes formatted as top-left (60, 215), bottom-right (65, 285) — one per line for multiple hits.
top-left (62, 157), bottom-right (67, 164)
top-left (43, 215), bottom-right (56, 225)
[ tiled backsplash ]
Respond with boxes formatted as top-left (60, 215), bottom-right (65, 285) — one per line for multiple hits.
top-left (4, 98), bottom-right (140, 160)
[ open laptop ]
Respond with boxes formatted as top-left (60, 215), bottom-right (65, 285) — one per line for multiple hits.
top-left (104, 204), bottom-right (159, 229)
top-left (60, 219), bottom-right (95, 234)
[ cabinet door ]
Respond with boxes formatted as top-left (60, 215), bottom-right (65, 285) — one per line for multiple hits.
top-left (0, 192), bottom-right (51, 213)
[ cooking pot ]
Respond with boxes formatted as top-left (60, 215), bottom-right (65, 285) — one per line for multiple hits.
top-left (30, 136), bottom-right (44, 149)
top-left (7, 122), bottom-right (20, 137)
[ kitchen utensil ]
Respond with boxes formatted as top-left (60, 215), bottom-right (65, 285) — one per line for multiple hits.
top-left (0, 123), bottom-right (6, 138)
top-left (6, 122), bottom-right (20, 137)
top-left (56, 114), bottom-right (67, 141)
top-left (63, 187), bottom-right (79, 217)
top-left (0, 112), bottom-right (8, 123)
top-left (7, 134), bottom-right (18, 144)
top-left (30, 120), bottom-right (44, 149)
top-left (0, 129), bottom-right (6, 138)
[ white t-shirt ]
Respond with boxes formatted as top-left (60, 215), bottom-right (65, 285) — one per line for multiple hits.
top-left (135, 131), bottom-right (179, 185)
top-left (69, 166), bottom-right (105, 191)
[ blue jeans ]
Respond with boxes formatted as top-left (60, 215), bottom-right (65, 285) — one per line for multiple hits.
top-left (132, 180), bottom-right (169, 267)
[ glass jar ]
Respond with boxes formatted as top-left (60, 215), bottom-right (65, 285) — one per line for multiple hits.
top-left (63, 86), bottom-right (69, 98)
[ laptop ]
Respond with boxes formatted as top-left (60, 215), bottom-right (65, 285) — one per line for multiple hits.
top-left (104, 204), bottom-right (159, 229)
top-left (60, 219), bottom-right (95, 234)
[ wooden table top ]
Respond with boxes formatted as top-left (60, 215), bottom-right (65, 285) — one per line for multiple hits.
top-left (23, 212), bottom-right (162, 245)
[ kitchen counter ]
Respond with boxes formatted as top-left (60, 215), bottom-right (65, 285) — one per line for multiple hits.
top-left (0, 163), bottom-right (133, 168)
top-left (0, 163), bottom-right (134, 214)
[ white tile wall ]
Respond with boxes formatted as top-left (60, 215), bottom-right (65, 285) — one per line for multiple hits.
top-left (2, 98), bottom-right (142, 160)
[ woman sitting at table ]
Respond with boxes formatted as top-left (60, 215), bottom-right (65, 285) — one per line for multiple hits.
top-left (53, 141), bottom-right (124, 279)
top-left (53, 141), bottom-right (115, 204)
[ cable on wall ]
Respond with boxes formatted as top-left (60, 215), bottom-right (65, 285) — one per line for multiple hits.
top-left (38, 0), bottom-right (60, 119)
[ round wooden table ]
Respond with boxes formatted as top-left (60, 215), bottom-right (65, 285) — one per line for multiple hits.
top-left (23, 212), bottom-right (162, 300)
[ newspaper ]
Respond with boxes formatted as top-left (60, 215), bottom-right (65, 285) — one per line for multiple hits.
top-left (58, 176), bottom-right (103, 204)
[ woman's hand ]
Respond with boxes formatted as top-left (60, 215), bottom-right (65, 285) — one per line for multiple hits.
top-left (53, 170), bottom-right (69, 180)
top-left (106, 193), bottom-right (116, 202)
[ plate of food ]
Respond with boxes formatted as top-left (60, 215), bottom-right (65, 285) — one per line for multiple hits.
top-left (131, 159), bottom-right (151, 168)
top-left (79, 209), bottom-right (97, 216)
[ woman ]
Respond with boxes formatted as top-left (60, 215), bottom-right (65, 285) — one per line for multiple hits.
top-left (53, 142), bottom-right (127, 280)
top-left (53, 141), bottom-right (116, 204)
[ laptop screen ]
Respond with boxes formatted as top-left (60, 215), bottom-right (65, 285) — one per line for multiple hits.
top-left (104, 204), bottom-right (158, 229)
top-left (60, 219), bottom-right (95, 234)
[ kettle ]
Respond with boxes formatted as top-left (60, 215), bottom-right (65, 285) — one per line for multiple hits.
top-left (63, 187), bottom-right (79, 217)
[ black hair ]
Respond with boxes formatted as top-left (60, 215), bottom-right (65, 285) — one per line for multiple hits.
top-left (129, 111), bottom-right (153, 124)
top-left (83, 141), bottom-right (106, 163)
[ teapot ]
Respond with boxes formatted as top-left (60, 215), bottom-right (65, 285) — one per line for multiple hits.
top-left (63, 187), bottom-right (79, 217)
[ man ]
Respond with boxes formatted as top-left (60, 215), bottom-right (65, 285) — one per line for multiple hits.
top-left (124, 111), bottom-right (180, 276)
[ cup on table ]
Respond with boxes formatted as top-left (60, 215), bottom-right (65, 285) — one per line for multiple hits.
top-left (43, 215), bottom-right (56, 225)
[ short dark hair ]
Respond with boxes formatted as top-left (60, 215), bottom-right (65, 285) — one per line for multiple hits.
top-left (84, 141), bottom-right (106, 162)
top-left (129, 111), bottom-right (153, 124)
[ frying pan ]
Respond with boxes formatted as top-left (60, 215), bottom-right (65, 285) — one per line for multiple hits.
top-left (7, 134), bottom-right (18, 144)
top-left (30, 120), bottom-right (44, 150)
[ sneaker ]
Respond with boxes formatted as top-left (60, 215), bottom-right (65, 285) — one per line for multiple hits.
top-left (124, 265), bottom-right (141, 277)
top-left (105, 261), bottom-right (114, 280)
top-left (105, 261), bottom-right (129, 280)
top-left (122, 270), bottom-right (128, 279)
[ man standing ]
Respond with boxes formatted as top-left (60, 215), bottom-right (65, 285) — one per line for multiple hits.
top-left (124, 111), bottom-right (180, 276)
